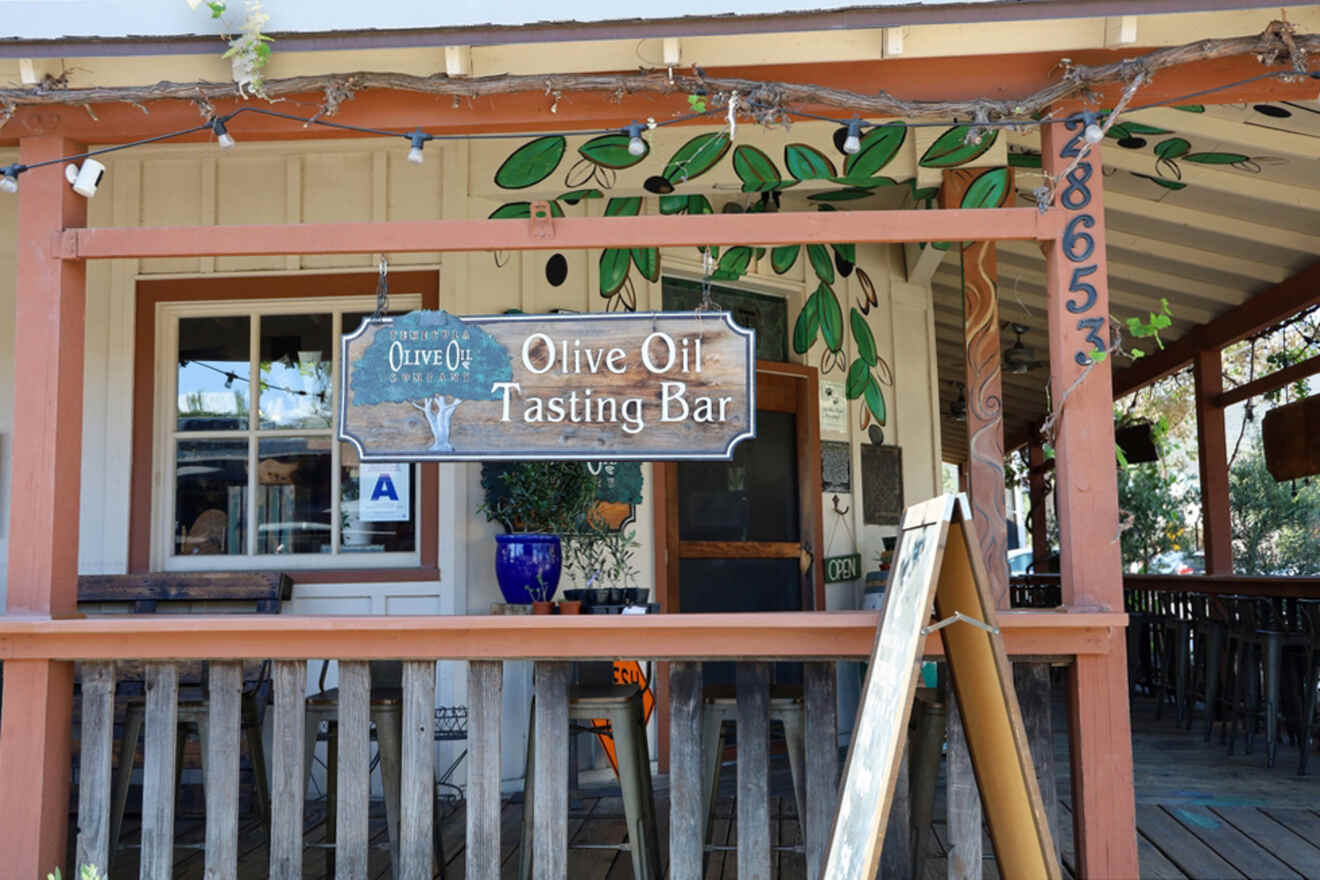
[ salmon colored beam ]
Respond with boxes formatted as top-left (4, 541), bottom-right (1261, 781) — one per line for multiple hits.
top-left (59, 207), bottom-right (1064, 259)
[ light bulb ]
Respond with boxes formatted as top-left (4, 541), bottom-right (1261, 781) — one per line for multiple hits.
top-left (407, 130), bottom-right (431, 165)
top-left (212, 117), bottom-right (236, 150)
top-left (1082, 111), bottom-right (1104, 146)
top-left (0, 175), bottom-right (16, 194)
top-left (843, 118), bottom-right (864, 155)
top-left (624, 123), bottom-right (647, 157)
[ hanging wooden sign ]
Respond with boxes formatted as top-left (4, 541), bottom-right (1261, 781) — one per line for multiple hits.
top-left (823, 493), bottom-right (1060, 880)
top-left (339, 310), bottom-right (755, 461)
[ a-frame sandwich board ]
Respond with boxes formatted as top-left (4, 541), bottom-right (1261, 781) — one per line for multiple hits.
top-left (821, 493), bottom-right (1061, 880)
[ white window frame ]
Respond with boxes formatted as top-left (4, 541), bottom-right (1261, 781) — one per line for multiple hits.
top-left (151, 293), bottom-right (425, 571)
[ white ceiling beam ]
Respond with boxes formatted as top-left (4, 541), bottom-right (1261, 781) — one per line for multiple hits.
top-left (1102, 228), bottom-right (1290, 285)
top-left (1104, 15), bottom-right (1139, 47)
top-left (1101, 190), bottom-right (1320, 255)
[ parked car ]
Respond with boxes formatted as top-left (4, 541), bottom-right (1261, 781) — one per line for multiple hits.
top-left (1008, 548), bottom-right (1034, 575)
top-left (1146, 550), bottom-right (1205, 575)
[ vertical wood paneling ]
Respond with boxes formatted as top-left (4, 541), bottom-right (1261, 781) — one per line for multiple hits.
top-left (532, 661), bottom-right (570, 879)
top-left (205, 660), bottom-right (242, 879)
top-left (199, 156), bottom-right (217, 274)
top-left (736, 662), bottom-right (771, 880)
top-left (303, 153), bottom-right (373, 269)
top-left (387, 149), bottom-right (444, 265)
top-left (1014, 663), bottom-right (1061, 867)
top-left (269, 660), bottom-right (306, 879)
top-left (141, 662), bottom-right (180, 880)
top-left (139, 158), bottom-right (204, 274)
top-left (76, 661), bottom-right (115, 873)
top-left (400, 661), bottom-right (437, 880)
top-left (216, 156), bottom-right (288, 273)
top-left (668, 661), bottom-right (703, 880)
top-left (467, 660), bottom-right (503, 880)
top-left (336, 660), bottom-right (371, 879)
top-left (803, 662), bottom-right (837, 880)
top-left (284, 155), bottom-right (302, 272)
top-left (946, 698), bottom-right (982, 880)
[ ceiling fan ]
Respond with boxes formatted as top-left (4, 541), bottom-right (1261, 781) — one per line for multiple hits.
top-left (1002, 323), bottom-right (1046, 374)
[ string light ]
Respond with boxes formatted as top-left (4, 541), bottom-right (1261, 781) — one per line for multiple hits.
top-left (406, 129), bottom-right (433, 164)
top-left (624, 122), bottom-right (648, 157)
top-left (1081, 110), bottom-right (1104, 145)
top-left (0, 163), bottom-right (21, 194)
top-left (211, 115), bottom-right (236, 150)
top-left (842, 117), bottom-right (864, 155)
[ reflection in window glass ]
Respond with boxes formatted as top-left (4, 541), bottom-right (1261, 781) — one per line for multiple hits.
top-left (256, 437), bottom-right (332, 554)
top-left (259, 313), bottom-right (333, 429)
top-left (339, 443), bottom-right (417, 553)
top-left (175, 439), bottom-right (248, 555)
top-left (177, 316), bottom-right (250, 431)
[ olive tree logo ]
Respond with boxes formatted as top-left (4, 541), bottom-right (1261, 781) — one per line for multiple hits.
top-left (351, 311), bottom-right (512, 453)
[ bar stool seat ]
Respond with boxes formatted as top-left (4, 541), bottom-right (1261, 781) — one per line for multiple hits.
top-left (520, 684), bottom-right (661, 880)
top-left (700, 684), bottom-right (805, 848)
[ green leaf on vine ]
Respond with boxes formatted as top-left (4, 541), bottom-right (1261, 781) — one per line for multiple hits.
top-left (771, 245), bottom-right (800, 275)
top-left (807, 244), bottom-right (835, 285)
top-left (495, 136), bottom-right (567, 189)
top-left (599, 249), bottom-right (631, 295)
top-left (851, 307), bottom-right (877, 367)
top-left (579, 133), bottom-right (648, 169)
top-left (793, 289), bottom-right (820, 355)
top-left (784, 143), bottom-right (837, 181)
top-left (818, 283), bottom-right (844, 353)
top-left (845, 357), bottom-right (870, 399)
top-left (920, 126), bottom-right (998, 168)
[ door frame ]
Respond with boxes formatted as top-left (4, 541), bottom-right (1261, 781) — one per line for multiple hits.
top-left (652, 359), bottom-right (825, 615)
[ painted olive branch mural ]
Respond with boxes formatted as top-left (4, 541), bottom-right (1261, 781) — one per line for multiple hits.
top-left (484, 123), bottom-right (1007, 427)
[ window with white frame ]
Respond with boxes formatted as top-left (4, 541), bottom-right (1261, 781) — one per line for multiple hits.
top-left (154, 294), bottom-right (423, 570)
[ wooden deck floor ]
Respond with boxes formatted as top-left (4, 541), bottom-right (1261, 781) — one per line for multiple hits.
top-left (102, 694), bottom-right (1320, 879)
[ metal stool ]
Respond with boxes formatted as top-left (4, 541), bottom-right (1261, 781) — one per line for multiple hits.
top-left (699, 686), bottom-right (805, 850)
top-left (108, 671), bottom-right (271, 867)
top-left (520, 683), bottom-right (661, 880)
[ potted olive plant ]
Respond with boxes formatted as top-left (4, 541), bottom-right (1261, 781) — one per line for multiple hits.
top-left (479, 462), bottom-right (599, 605)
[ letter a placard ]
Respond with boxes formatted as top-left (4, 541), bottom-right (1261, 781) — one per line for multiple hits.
top-left (339, 310), bottom-right (754, 461)
top-left (822, 494), bottom-right (1060, 880)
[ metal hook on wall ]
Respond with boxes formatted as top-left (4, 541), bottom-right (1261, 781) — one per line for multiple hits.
top-left (832, 494), bottom-right (850, 516)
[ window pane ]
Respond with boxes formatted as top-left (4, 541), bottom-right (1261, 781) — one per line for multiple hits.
top-left (340, 442), bottom-right (417, 553)
top-left (256, 437), bottom-right (333, 554)
top-left (259, 313), bottom-right (333, 429)
top-left (175, 439), bottom-right (247, 556)
top-left (178, 316), bottom-right (250, 431)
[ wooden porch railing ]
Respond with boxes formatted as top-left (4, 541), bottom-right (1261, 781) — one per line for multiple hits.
top-left (1011, 572), bottom-right (1320, 602)
top-left (0, 610), bottom-right (1123, 879)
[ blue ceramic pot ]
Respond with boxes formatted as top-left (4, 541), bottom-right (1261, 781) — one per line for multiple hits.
top-left (494, 534), bottom-right (562, 605)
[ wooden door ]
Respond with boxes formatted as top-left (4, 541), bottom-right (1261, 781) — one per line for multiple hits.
top-left (655, 361), bottom-right (824, 615)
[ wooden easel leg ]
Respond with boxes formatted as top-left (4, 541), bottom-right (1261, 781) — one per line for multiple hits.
top-left (1069, 647), bottom-right (1138, 879)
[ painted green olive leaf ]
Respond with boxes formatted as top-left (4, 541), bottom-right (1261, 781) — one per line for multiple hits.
top-left (578, 133), bottom-right (649, 169)
top-left (1131, 172), bottom-right (1187, 191)
top-left (662, 132), bottom-right (732, 184)
top-left (807, 244), bottom-right (835, 285)
top-left (960, 167), bottom-right (1010, 210)
top-left (832, 243), bottom-right (855, 265)
top-left (865, 375), bottom-right (886, 425)
top-left (599, 248), bottom-right (631, 296)
top-left (604, 196), bottom-right (643, 217)
top-left (845, 357), bottom-right (870, 399)
top-left (842, 123), bottom-right (906, 180)
top-left (1175, 104), bottom-right (1205, 113)
top-left (851, 307), bottom-right (877, 367)
top-left (920, 126), bottom-right (998, 168)
top-left (556, 189), bottom-right (603, 205)
top-left (1154, 138), bottom-right (1190, 160)
top-left (784, 143), bottom-right (837, 181)
top-left (793, 289), bottom-right (820, 355)
top-left (712, 246), bottom-right (754, 280)
top-left (910, 183), bottom-right (942, 202)
top-left (732, 144), bottom-right (784, 192)
top-left (1007, 153), bottom-right (1042, 169)
top-left (818, 283), bottom-right (844, 353)
top-left (686, 195), bottom-right (714, 215)
top-left (631, 247), bottom-right (660, 282)
top-left (658, 195), bottom-right (687, 215)
top-left (1184, 152), bottom-right (1250, 165)
top-left (495, 135), bottom-right (567, 189)
top-left (771, 245), bottom-right (800, 275)
top-left (809, 187), bottom-right (881, 202)
top-left (1106, 121), bottom-right (1172, 139)
top-left (488, 201), bottom-right (564, 220)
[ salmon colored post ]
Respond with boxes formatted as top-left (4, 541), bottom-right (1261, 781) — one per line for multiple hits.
top-left (1040, 120), bottom-right (1138, 877)
top-left (1195, 349), bottom-right (1233, 574)
top-left (0, 135), bottom-right (88, 874)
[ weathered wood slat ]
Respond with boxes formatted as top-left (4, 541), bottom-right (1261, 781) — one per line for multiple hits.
top-left (76, 661), bottom-right (115, 873)
top-left (141, 662), bottom-right (180, 880)
top-left (204, 661), bottom-right (243, 879)
top-left (375, 703), bottom-right (404, 877)
top-left (467, 661), bottom-right (503, 880)
top-left (336, 661), bottom-right (372, 880)
top-left (669, 662), bottom-right (703, 880)
top-left (736, 662), bottom-right (771, 880)
top-left (77, 572), bottom-right (292, 604)
top-left (1168, 805), bottom-right (1302, 879)
top-left (1136, 805), bottom-right (1245, 879)
top-left (1214, 808), bottom-right (1320, 878)
top-left (1013, 663), bottom-right (1060, 867)
top-left (269, 660), bottom-right (306, 879)
top-left (400, 661), bottom-right (437, 880)
top-left (533, 661), bottom-right (570, 879)
top-left (946, 698), bottom-right (982, 880)
top-left (803, 662), bottom-right (836, 880)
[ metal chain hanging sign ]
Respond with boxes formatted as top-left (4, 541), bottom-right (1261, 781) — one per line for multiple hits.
top-left (340, 310), bottom-right (755, 461)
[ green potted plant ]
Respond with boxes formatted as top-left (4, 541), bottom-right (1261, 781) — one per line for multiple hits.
top-left (479, 462), bottom-right (599, 605)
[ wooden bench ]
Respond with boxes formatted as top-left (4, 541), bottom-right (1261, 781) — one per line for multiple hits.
top-left (77, 571), bottom-right (292, 615)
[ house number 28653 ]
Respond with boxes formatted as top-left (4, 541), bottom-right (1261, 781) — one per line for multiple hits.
top-left (1060, 115), bottom-right (1106, 367)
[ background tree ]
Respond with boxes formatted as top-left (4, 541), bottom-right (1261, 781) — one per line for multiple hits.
top-left (1229, 449), bottom-right (1320, 575)
top-left (1117, 461), bottom-right (1188, 572)
top-left (351, 311), bottom-right (512, 453)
